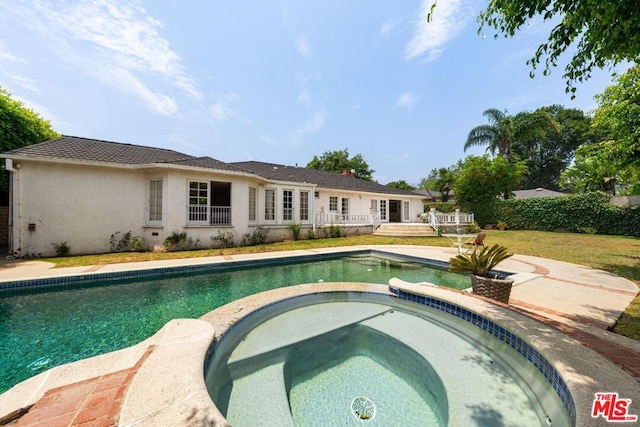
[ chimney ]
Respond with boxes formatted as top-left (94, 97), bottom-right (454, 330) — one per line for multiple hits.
top-left (342, 169), bottom-right (355, 177)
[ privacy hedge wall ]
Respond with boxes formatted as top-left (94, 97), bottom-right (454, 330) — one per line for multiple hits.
top-left (473, 192), bottom-right (640, 237)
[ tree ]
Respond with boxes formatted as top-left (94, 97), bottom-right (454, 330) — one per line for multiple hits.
top-left (386, 180), bottom-right (415, 191)
top-left (0, 86), bottom-right (60, 203)
top-left (512, 105), bottom-right (594, 190)
top-left (464, 108), bottom-right (555, 158)
top-left (561, 65), bottom-right (640, 195)
top-left (453, 155), bottom-right (528, 205)
top-left (306, 149), bottom-right (375, 181)
top-left (419, 167), bottom-right (456, 201)
top-left (477, 0), bottom-right (640, 96)
top-left (591, 65), bottom-right (640, 172)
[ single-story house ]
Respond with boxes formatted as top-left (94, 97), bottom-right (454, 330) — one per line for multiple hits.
top-left (2, 136), bottom-right (426, 257)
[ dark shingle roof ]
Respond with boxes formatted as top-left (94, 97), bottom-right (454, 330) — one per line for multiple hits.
top-left (3, 136), bottom-right (194, 165)
top-left (231, 161), bottom-right (422, 196)
top-left (167, 157), bottom-right (246, 172)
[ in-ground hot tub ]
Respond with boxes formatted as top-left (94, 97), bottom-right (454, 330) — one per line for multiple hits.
top-left (205, 292), bottom-right (571, 426)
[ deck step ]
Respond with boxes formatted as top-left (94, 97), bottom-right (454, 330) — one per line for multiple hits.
top-left (373, 223), bottom-right (437, 237)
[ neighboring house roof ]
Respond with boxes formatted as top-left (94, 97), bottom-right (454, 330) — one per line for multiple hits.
top-left (413, 189), bottom-right (455, 200)
top-left (512, 188), bottom-right (569, 199)
top-left (232, 161), bottom-right (422, 197)
top-left (4, 136), bottom-right (194, 165)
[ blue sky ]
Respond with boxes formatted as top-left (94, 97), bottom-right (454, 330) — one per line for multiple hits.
top-left (0, 0), bottom-right (625, 185)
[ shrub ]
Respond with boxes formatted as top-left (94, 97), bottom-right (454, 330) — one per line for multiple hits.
top-left (307, 229), bottom-right (316, 239)
top-left (109, 231), bottom-right (131, 252)
top-left (212, 229), bottom-right (236, 248)
top-left (496, 220), bottom-right (508, 231)
top-left (288, 222), bottom-right (301, 241)
top-left (51, 241), bottom-right (70, 257)
top-left (241, 226), bottom-right (269, 246)
top-left (164, 231), bottom-right (196, 252)
top-left (130, 236), bottom-right (147, 252)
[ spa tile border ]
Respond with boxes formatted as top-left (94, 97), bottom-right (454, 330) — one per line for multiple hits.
top-left (390, 286), bottom-right (576, 426)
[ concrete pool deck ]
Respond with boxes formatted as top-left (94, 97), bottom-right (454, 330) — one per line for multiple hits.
top-left (0, 245), bottom-right (638, 426)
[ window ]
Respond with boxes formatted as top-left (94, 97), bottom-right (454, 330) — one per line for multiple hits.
top-left (370, 199), bottom-right (378, 212)
top-left (283, 190), bottom-right (293, 221)
top-left (380, 200), bottom-right (387, 220)
top-left (187, 180), bottom-right (232, 225)
top-left (341, 197), bottom-right (349, 219)
top-left (265, 189), bottom-right (275, 221)
top-left (149, 179), bottom-right (163, 222)
top-left (189, 181), bottom-right (209, 222)
top-left (314, 191), bottom-right (320, 199)
top-left (329, 196), bottom-right (338, 211)
top-left (248, 187), bottom-right (257, 221)
top-left (300, 191), bottom-right (309, 221)
top-left (403, 201), bottom-right (410, 221)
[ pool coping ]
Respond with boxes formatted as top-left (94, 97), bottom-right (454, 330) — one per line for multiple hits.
top-left (0, 245), bottom-right (640, 425)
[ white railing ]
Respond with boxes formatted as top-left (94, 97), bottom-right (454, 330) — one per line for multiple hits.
top-left (421, 208), bottom-right (474, 234)
top-left (314, 212), bottom-right (375, 226)
top-left (187, 206), bottom-right (232, 225)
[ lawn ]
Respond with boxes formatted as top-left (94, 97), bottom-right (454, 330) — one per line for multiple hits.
top-left (43, 230), bottom-right (640, 340)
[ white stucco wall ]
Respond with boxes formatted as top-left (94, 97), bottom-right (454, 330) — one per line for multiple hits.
top-left (11, 161), bottom-right (147, 256)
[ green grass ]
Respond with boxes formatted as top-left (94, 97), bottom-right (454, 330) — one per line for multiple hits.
top-left (42, 231), bottom-right (640, 340)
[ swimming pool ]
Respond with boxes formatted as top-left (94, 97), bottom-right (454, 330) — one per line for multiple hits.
top-left (0, 252), bottom-right (468, 393)
top-left (206, 291), bottom-right (571, 426)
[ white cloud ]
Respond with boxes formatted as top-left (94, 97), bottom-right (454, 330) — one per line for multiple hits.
top-left (3, 0), bottom-right (200, 116)
top-left (393, 92), bottom-right (420, 112)
top-left (380, 22), bottom-right (394, 38)
top-left (405, 0), bottom-right (474, 62)
top-left (296, 109), bottom-right (326, 136)
top-left (296, 36), bottom-right (311, 59)
top-left (210, 92), bottom-right (241, 121)
top-left (7, 74), bottom-right (43, 95)
top-left (297, 88), bottom-right (311, 105)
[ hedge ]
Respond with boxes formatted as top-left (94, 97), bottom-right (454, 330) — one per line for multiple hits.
top-left (460, 192), bottom-right (640, 237)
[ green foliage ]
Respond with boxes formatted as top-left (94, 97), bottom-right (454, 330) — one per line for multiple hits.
top-left (386, 180), bottom-right (415, 190)
top-left (477, 0), bottom-right (640, 97)
top-left (307, 229), bottom-right (316, 239)
top-left (464, 108), bottom-right (555, 158)
top-left (448, 244), bottom-right (513, 278)
top-left (211, 229), bottom-right (236, 248)
top-left (109, 231), bottom-right (146, 252)
top-left (0, 86), bottom-right (60, 196)
top-left (164, 231), bottom-right (197, 252)
top-left (51, 241), bottom-right (70, 257)
top-left (484, 192), bottom-right (640, 237)
top-left (306, 149), bottom-right (375, 181)
top-left (496, 220), bottom-right (508, 231)
top-left (424, 201), bottom-right (458, 213)
top-left (453, 155), bottom-right (528, 204)
top-left (513, 105), bottom-right (595, 190)
top-left (321, 224), bottom-right (343, 238)
top-left (419, 167), bottom-right (456, 201)
top-left (288, 222), bottom-right (302, 241)
top-left (241, 226), bottom-right (269, 246)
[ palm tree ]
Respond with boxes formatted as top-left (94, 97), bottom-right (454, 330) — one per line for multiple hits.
top-left (465, 108), bottom-right (556, 158)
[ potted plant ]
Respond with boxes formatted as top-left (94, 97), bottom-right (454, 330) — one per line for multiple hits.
top-left (448, 244), bottom-right (514, 304)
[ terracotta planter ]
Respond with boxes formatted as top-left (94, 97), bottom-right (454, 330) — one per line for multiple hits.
top-left (471, 274), bottom-right (514, 304)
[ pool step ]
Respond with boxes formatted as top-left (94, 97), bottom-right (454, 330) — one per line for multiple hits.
top-left (225, 362), bottom-right (294, 427)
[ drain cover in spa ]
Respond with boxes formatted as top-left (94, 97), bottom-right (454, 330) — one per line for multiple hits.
top-left (351, 396), bottom-right (376, 420)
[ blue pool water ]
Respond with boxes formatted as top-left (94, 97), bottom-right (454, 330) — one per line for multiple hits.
top-left (0, 254), bottom-right (468, 393)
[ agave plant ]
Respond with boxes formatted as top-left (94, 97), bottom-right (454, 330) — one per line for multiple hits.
top-left (448, 244), bottom-right (513, 278)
